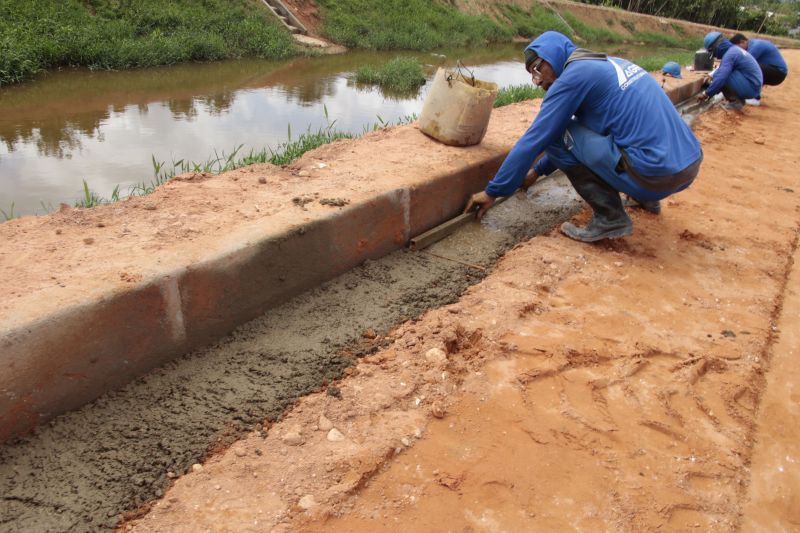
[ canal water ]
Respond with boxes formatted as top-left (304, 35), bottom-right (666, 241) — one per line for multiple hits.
top-left (0, 43), bottom-right (677, 216)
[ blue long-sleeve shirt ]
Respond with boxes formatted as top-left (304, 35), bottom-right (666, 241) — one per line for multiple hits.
top-left (706, 43), bottom-right (763, 98)
top-left (485, 34), bottom-right (701, 198)
top-left (748, 38), bottom-right (788, 74)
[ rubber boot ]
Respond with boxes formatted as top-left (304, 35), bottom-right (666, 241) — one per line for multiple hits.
top-left (561, 165), bottom-right (633, 242)
top-left (623, 195), bottom-right (661, 215)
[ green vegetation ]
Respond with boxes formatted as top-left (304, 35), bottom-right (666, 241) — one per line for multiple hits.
top-left (0, 0), bottom-right (295, 86)
top-left (0, 202), bottom-right (15, 221)
top-left (53, 113), bottom-right (418, 214)
top-left (631, 31), bottom-right (700, 50)
top-left (620, 20), bottom-right (637, 33)
top-left (499, 4), bottom-right (571, 38)
top-left (634, 51), bottom-right (695, 72)
top-left (355, 57), bottom-right (427, 92)
top-left (493, 85), bottom-right (545, 108)
top-left (579, 0), bottom-right (800, 36)
top-left (562, 13), bottom-right (624, 43)
top-left (74, 179), bottom-right (120, 208)
top-left (316, 0), bottom-right (510, 50)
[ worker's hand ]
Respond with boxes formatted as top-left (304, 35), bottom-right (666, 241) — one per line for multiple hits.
top-left (522, 169), bottom-right (540, 191)
top-left (464, 191), bottom-right (496, 220)
top-left (697, 92), bottom-right (710, 103)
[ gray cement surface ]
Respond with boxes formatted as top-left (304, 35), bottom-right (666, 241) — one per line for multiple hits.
top-left (0, 176), bottom-right (580, 532)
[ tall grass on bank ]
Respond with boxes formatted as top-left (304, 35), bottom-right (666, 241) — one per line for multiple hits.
top-left (561, 13), bottom-right (624, 43)
top-left (634, 52), bottom-right (696, 72)
top-left (500, 4), bottom-right (572, 39)
top-left (316, 0), bottom-right (511, 50)
top-left (0, 0), bottom-right (295, 86)
top-left (44, 113), bottom-right (418, 215)
top-left (493, 85), bottom-right (545, 108)
top-left (0, 203), bottom-right (15, 221)
top-left (355, 58), bottom-right (427, 92)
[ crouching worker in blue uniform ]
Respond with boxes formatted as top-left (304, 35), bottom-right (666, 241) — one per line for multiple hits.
top-left (698, 32), bottom-right (763, 110)
top-left (731, 33), bottom-right (788, 87)
top-left (464, 32), bottom-right (703, 243)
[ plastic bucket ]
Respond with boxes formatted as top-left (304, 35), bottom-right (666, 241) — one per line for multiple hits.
top-left (419, 68), bottom-right (498, 147)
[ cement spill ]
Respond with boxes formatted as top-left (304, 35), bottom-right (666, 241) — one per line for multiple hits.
top-left (0, 177), bottom-right (580, 532)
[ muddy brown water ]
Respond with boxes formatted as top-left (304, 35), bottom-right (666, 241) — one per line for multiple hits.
top-left (0, 175), bottom-right (581, 531)
top-left (0, 43), bottom-right (681, 217)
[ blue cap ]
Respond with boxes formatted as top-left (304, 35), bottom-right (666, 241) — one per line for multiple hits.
top-left (662, 61), bottom-right (682, 79)
top-left (703, 31), bottom-right (723, 52)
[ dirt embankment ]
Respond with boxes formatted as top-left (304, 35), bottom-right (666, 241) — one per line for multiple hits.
top-left (289, 0), bottom-right (798, 48)
top-left (127, 52), bottom-right (800, 532)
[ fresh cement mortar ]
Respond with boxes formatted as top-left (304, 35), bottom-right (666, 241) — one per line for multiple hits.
top-left (0, 176), bottom-right (580, 531)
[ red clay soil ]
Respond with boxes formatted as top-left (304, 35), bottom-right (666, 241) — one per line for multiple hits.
top-left (0, 102), bottom-right (537, 331)
top-left (125, 51), bottom-right (800, 532)
top-left (282, 0), bottom-right (322, 35)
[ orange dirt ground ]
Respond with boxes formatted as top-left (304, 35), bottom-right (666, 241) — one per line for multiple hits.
top-left (127, 52), bottom-right (800, 532)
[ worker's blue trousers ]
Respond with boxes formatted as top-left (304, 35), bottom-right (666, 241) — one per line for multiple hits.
top-left (724, 69), bottom-right (761, 100)
top-left (544, 122), bottom-right (698, 202)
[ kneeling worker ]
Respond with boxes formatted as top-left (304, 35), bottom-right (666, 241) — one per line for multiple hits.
top-left (730, 33), bottom-right (788, 87)
top-left (698, 32), bottom-right (762, 109)
top-left (465, 31), bottom-right (703, 243)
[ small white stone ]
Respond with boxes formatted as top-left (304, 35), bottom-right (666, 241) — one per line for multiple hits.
top-left (401, 437), bottom-right (411, 447)
top-left (327, 428), bottom-right (345, 442)
top-left (318, 415), bottom-right (334, 432)
top-left (298, 494), bottom-right (317, 510)
top-left (191, 463), bottom-right (203, 473)
top-left (282, 431), bottom-right (304, 446)
top-left (234, 448), bottom-right (246, 457)
top-left (425, 348), bottom-right (447, 363)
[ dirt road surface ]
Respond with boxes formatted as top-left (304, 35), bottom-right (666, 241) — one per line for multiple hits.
top-left (124, 51), bottom-right (800, 532)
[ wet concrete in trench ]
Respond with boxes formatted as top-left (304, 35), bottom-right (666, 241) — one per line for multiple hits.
top-left (0, 176), bottom-right (580, 531)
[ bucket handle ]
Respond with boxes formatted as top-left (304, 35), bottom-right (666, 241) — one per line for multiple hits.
top-left (446, 61), bottom-right (476, 88)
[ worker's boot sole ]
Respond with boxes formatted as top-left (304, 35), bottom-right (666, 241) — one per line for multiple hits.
top-left (560, 220), bottom-right (633, 243)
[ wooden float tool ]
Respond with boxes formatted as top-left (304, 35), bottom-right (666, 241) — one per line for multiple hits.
top-left (409, 195), bottom-right (509, 251)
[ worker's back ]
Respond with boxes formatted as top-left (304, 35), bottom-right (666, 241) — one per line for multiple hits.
top-left (554, 56), bottom-right (701, 178)
top-left (749, 39), bottom-right (788, 73)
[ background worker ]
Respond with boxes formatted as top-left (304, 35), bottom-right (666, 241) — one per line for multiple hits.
top-left (699, 32), bottom-right (763, 110)
top-left (730, 33), bottom-right (788, 87)
top-left (465, 31), bottom-right (703, 243)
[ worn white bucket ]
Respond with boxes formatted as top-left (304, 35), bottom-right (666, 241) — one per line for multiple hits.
top-left (419, 68), bottom-right (498, 147)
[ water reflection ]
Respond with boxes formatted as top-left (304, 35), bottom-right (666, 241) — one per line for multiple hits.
top-left (0, 43), bottom-right (679, 215)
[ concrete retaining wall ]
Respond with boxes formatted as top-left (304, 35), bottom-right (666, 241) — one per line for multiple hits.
top-left (0, 71), bottom-right (705, 442)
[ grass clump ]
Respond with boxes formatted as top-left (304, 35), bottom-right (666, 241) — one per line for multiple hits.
top-left (138, 112), bottom-right (417, 197)
top-left (632, 31), bottom-right (682, 48)
top-left (0, 202), bottom-right (16, 221)
top-left (493, 85), bottom-right (544, 108)
top-left (562, 13), bottom-right (624, 44)
top-left (634, 51), bottom-right (695, 72)
top-left (0, 0), bottom-right (296, 86)
top-left (355, 57), bottom-right (426, 92)
top-left (500, 4), bottom-right (572, 39)
top-left (316, 0), bottom-right (511, 50)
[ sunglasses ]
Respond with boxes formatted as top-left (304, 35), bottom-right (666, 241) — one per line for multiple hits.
top-left (529, 58), bottom-right (544, 83)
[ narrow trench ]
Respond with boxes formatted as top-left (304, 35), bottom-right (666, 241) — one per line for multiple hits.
top-left (0, 176), bottom-right (581, 532)
top-left (0, 96), bottom-right (707, 532)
